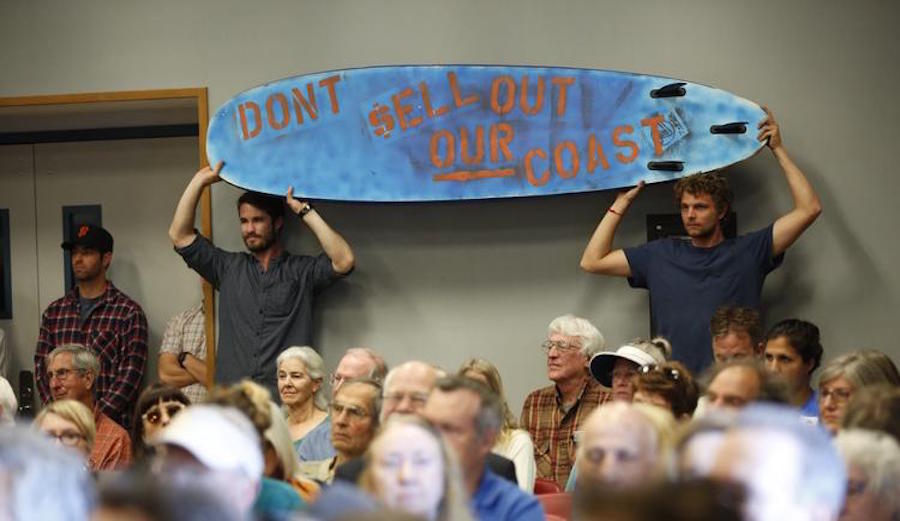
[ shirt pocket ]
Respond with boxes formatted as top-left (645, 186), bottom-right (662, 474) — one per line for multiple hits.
top-left (262, 280), bottom-right (299, 317)
top-left (89, 329), bottom-right (120, 368)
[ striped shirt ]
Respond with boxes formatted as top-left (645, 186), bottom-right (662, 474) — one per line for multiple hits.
top-left (520, 377), bottom-right (609, 487)
top-left (35, 282), bottom-right (148, 428)
top-left (159, 303), bottom-right (207, 403)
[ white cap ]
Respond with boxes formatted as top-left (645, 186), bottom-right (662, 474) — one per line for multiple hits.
top-left (154, 404), bottom-right (263, 479)
top-left (589, 344), bottom-right (666, 387)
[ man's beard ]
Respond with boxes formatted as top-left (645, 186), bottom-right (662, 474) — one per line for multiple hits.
top-left (243, 232), bottom-right (275, 252)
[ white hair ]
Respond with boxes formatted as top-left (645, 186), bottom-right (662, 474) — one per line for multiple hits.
top-left (834, 429), bottom-right (900, 517)
top-left (548, 314), bottom-right (605, 356)
top-left (0, 376), bottom-right (17, 425)
top-left (276, 346), bottom-right (327, 411)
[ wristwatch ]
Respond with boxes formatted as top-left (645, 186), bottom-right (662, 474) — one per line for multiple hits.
top-left (298, 202), bottom-right (313, 217)
top-left (177, 352), bottom-right (189, 368)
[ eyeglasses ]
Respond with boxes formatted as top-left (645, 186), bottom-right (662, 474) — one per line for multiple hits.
top-left (47, 368), bottom-right (81, 380)
top-left (820, 388), bottom-right (853, 404)
top-left (330, 402), bottom-right (370, 420)
top-left (142, 402), bottom-right (186, 425)
top-left (44, 430), bottom-right (85, 447)
top-left (383, 391), bottom-right (429, 406)
top-left (541, 340), bottom-right (582, 354)
top-left (638, 364), bottom-right (681, 381)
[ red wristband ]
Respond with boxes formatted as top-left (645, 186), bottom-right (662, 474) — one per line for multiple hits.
top-left (608, 207), bottom-right (623, 216)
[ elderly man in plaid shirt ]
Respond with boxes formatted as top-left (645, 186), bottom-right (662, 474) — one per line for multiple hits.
top-left (34, 225), bottom-right (148, 428)
top-left (520, 314), bottom-right (610, 488)
top-left (45, 343), bottom-right (132, 470)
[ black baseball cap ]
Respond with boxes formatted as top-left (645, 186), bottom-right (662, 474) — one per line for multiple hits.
top-left (61, 224), bottom-right (114, 253)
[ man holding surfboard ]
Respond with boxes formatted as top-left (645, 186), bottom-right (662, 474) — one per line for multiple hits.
top-left (580, 108), bottom-right (822, 374)
top-left (169, 162), bottom-right (355, 397)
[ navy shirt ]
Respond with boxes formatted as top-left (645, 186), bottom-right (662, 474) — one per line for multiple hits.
top-left (472, 468), bottom-right (545, 521)
top-left (624, 224), bottom-right (782, 374)
top-left (176, 234), bottom-right (341, 397)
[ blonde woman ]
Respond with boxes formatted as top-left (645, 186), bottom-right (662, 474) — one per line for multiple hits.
top-left (263, 401), bottom-right (321, 503)
top-left (276, 346), bottom-right (329, 451)
top-left (34, 399), bottom-right (96, 463)
top-left (459, 358), bottom-right (536, 491)
top-left (360, 415), bottom-right (473, 521)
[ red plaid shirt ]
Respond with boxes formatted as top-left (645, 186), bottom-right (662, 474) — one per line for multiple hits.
top-left (520, 377), bottom-right (609, 487)
top-left (35, 282), bottom-right (148, 427)
top-left (90, 406), bottom-right (132, 471)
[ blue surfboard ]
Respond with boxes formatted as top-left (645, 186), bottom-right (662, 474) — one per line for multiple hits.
top-left (206, 65), bottom-right (766, 202)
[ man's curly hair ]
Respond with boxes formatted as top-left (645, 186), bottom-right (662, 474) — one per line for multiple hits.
top-left (673, 172), bottom-right (734, 214)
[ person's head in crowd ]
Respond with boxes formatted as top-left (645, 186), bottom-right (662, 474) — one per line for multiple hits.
top-left (633, 361), bottom-right (699, 420)
top-left (61, 223), bottom-right (114, 286)
top-left (673, 413), bottom-right (734, 478)
top-left (573, 478), bottom-right (744, 521)
top-left (543, 314), bottom-right (605, 387)
top-left (709, 403), bottom-right (846, 521)
top-left (0, 375), bottom-right (17, 425)
top-left (131, 383), bottom-right (190, 460)
top-left (833, 429), bottom-right (900, 521)
top-left (764, 319), bottom-right (823, 407)
top-left (841, 384), bottom-right (900, 441)
top-left (92, 470), bottom-right (244, 521)
top-left (152, 404), bottom-right (263, 516)
top-left (704, 359), bottom-right (788, 413)
top-left (360, 415), bottom-right (472, 521)
top-left (34, 399), bottom-right (96, 460)
top-left (421, 376), bottom-right (503, 493)
top-left (236, 191), bottom-right (285, 253)
top-left (381, 361), bottom-right (441, 422)
top-left (46, 343), bottom-right (99, 406)
top-left (330, 378), bottom-right (382, 465)
top-left (331, 347), bottom-right (388, 395)
top-left (458, 358), bottom-right (519, 440)
top-left (590, 337), bottom-right (671, 402)
top-left (0, 426), bottom-right (95, 521)
top-left (277, 345), bottom-right (327, 411)
top-left (206, 379), bottom-right (274, 437)
top-left (818, 349), bottom-right (900, 434)
top-left (710, 305), bottom-right (762, 364)
top-left (673, 171), bottom-right (734, 241)
top-left (575, 401), bottom-right (675, 489)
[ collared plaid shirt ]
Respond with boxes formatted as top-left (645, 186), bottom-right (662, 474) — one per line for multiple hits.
top-left (520, 377), bottom-right (609, 487)
top-left (90, 406), bottom-right (132, 471)
top-left (35, 282), bottom-right (148, 428)
top-left (159, 303), bottom-right (207, 403)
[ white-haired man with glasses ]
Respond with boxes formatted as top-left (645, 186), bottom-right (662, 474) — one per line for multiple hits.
top-left (45, 344), bottom-right (132, 471)
top-left (520, 314), bottom-right (610, 488)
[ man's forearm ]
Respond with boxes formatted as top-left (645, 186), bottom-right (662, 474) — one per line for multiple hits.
top-left (158, 353), bottom-right (198, 388)
top-left (169, 177), bottom-right (206, 247)
top-left (183, 355), bottom-right (208, 387)
top-left (302, 209), bottom-right (355, 274)
top-left (774, 146), bottom-right (822, 215)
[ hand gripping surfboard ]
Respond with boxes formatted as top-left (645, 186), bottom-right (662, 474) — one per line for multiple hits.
top-left (206, 65), bottom-right (766, 202)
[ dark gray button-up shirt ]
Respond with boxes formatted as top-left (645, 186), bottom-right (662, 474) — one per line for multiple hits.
top-left (176, 234), bottom-right (341, 397)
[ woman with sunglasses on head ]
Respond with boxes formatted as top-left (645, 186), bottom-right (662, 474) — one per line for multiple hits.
top-left (632, 361), bottom-right (699, 421)
top-left (34, 399), bottom-right (95, 465)
top-left (130, 383), bottom-right (190, 461)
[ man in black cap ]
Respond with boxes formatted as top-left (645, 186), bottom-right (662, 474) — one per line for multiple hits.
top-left (34, 224), bottom-right (148, 428)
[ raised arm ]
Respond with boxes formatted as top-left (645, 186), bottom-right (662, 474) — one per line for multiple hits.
top-left (286, 187), bottom-right (355, 274)
top-left (759, 108), bottom-right (823, 257)
top-left (579, 182), bottom-right (644, 277)
top-left (169, 162), bottom-right (223, 248)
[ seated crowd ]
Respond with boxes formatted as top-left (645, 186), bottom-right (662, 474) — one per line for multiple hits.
top-left (1, 310), bottom-right (899, 521)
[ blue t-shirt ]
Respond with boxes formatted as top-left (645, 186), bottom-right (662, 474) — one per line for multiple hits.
top-left (472, 468), bottom-right (545, 521)
top-left (295, 416), bottom-right (336, 461)
top-left (624, 224), bottom-right (783, 374)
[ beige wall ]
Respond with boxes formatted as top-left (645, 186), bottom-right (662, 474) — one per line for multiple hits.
top-left (1, 0), bottom-right (898, 412)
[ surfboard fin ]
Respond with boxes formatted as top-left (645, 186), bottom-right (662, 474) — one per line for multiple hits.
top-left (647, 161), bottom-right (684, 172)
top-left (710, 122), bottom-right (748, 134)
top-left (650, 82), bottom-right (686, 98)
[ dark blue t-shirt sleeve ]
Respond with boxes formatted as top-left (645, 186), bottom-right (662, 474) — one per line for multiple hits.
top-left (745, 223), bottom-right (784, 274)
top-left (624, 241), bottom-right (660, 289)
